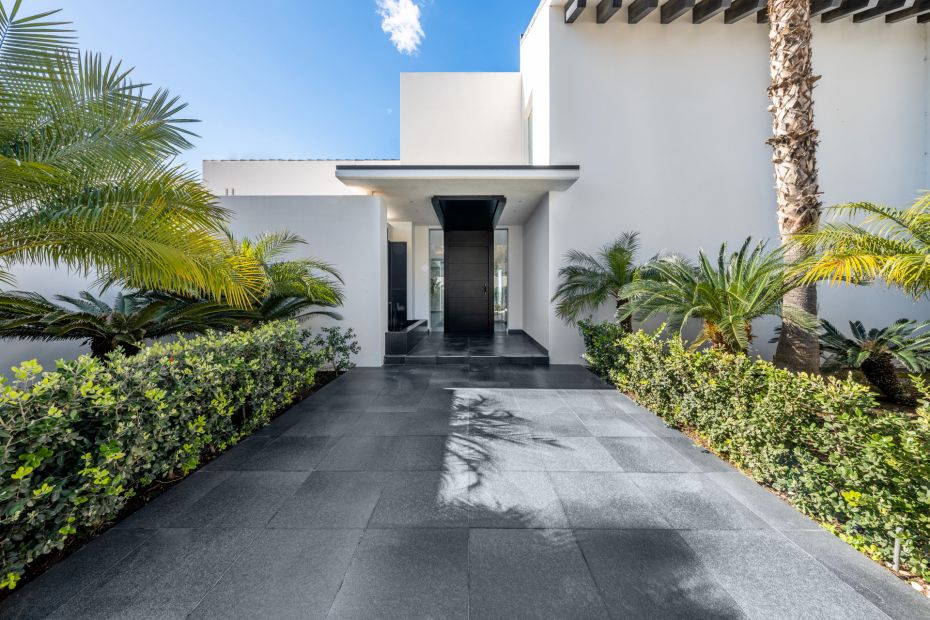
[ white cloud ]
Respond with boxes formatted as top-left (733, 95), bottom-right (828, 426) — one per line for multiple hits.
top-left (376, 0), bottom-right (424, 55)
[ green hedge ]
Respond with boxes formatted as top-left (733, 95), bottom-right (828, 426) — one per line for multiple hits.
top-left (580, 321), bottom-right (930, 580)
top-left (0, 321), bottom-right (321, 590)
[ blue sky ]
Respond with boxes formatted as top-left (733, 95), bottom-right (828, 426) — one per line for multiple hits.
top-left (28, 0), bottom-right (541, 172)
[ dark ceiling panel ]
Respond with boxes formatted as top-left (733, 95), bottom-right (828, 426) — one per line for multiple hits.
top-left (431, 196), bottom-right (507, 231)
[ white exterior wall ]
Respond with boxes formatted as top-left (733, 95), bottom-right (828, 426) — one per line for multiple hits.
top-left (520, 4), bottom-right (551, 165)
top-left (400, 73), bottom-right (525, 165)
top-left (203, 159), bottom-right (397, 196)
top-left (523, 196), bottom-right (551, 349)
top-left (539, 7), bottom-right (930, 363)
top-left (222, 195), bottom-right (387, 367)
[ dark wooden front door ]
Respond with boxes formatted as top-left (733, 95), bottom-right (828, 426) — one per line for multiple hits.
top-left (444, 230), bottom-right (492, 333)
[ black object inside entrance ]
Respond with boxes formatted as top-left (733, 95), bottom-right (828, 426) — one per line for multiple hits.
top-left (431, 196), bottom-right (506, 334)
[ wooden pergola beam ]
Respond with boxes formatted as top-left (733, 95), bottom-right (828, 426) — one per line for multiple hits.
top-left (597, 0), bottom-right (624, 22)
top-left (854, 0), bottom-right (913, 21)
top-left (724, 0), bottom-right (766, 23)
top-left (628, 0), bottom-right (660, 22)
top-left (821, 0), bottom-right (879, 22)
top-left (565, 0), bottom-right (588, 23)
top-left (885, 0), bottom-right (930, 20)
top-left (693, 0), bottom-right (732, 21)
top-left (661, 0), bottom-right (697, 22)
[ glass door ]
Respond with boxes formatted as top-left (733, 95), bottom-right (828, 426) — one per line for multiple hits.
top-left (428, 229), bottom-right (444, 331)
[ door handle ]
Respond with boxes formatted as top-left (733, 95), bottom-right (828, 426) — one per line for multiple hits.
top-left (484, 284), bottom-right (488, 296)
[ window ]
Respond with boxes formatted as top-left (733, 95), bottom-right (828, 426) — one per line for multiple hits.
top-left (494, 229), bottom-right (508, 330)
top-left (428, 229), bottom-right (444, 331)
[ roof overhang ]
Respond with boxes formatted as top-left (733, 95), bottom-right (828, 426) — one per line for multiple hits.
top-left (335, 165), bottom-right (580, 225)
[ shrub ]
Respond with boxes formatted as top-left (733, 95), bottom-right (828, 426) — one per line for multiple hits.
top-left (310, 326), bottom-right (360, 372)
top-left (0, 321), bottom-right (321, 590)
top-left (578, 319), bottom-right (628, 377)
top-left (581, 322), bottom-right (930, 580)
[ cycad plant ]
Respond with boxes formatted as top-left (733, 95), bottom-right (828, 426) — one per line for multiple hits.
top-left (552, 232), bottom-right (642, 330)
top-left (619, 238), bottom-right (808, 354)
top-left (799, 195), bottom-right (930, 299)
top-left (0, 3), bottom-right (265, 305)
top-left (225, 231), bottom-right (345, 322)
top-left (818, 319), bottom-right (930, 405)
top-left (0, 290), bottom-right (246, 358)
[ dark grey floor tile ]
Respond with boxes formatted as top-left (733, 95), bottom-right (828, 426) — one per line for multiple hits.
top-left (268, 471), bottom-right (387, 529)
top-left (310, 392), bottom-right (378, 412)
top-left (369, 471), bottom-right (469, 527)
top-left (575, 411), bottom-right (654, 437)
top-left (117, 471), bottom-right (231, 529)
top-left (628, 473), bottom-right (769, 530)
top-left (468, 529), bottom-right (609, 619)
top-left (282, 410), bottom-right (363, 438)
top-left (316, 436), bottom-right (397, 471)
top-left (576, 529), bottom-right (747, 619)
top-left (681, 529), bottom-right (889, 619)
top-left (541, 437), bottom-right (623, 472)
top-left (47, 528), bottom-right (253, 620)
top-left (522, 409), bottom-right (591, 437)
top-left (550, 472), bottom-right (671, 529)
top-left (456, 432), bottom-right (549, 472)
top-left (627, 412), bottom-right (687, 437)
top-left (188, 528), bottom-right (363, 620)
top-left (662, 436), bottom-right (738, 472)
top-left (513, 388), bottom-right (567, 413)
top-left (468, 471), bottom-right (569, 528)
top-left (201, 435), bottom-right (271, 471)
top-left (237, 436), bottom-right (331, 471)
top-left (599, 437), bottom-right (701, 472)
top-left (327, 528), bottom-right (468, 620)
top-left (346, 411), bottom-right (457, 436)
top-left (388, 435), bottom-right (450, 470)
top-left (169, 471), bottom-right (308, 528)
top-left (782, 529), bottom-right (930, 620)
top-left (366, 388), bottom-right (426, 412)
top-left (557, 388), bottom-right (627, 413)
top-left (708, 471), bottom-right (821, 531)
top-left (0, 529), bottom-right (151, 620)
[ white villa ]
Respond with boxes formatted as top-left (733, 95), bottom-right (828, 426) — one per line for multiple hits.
top-left (206, 1), bottom-right (928, 365)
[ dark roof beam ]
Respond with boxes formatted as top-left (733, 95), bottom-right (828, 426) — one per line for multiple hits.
top-left (661, 0), bottom-right (697, 22)
top-left (810, 0), bottom-right (843, 14)
top-left (693, 0), bottom-right (732, 21)
top-left (855, 0), bottom-right (913, 21)
top-left (628, 0), bottom-right (659, 21)
top-left (885, 0), bottom-right (930, 20)
top-left (724, 0), bottom-right (766, 23)
top-left (597, 0), bottom-right (624, 21)
top-left (565, 0), bottom-right (587, 22)
top-left (822, 0), bottom-right (879, 21)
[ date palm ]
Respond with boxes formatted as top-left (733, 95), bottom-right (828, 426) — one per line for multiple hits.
top-left (619, 238), bottom-right (809, 354)
top-left (797, 196), bottom-right (930, 299)
top-left (552, 232), bottom-right (642, 331)
top-left (768, 0), bottom-right (822, 373)
top-left (0, 2), bottom-right (265, 306)
top-left (818, 319), bottom-right (930, 405)
top-left (0, 290), bottom-right (246, 358)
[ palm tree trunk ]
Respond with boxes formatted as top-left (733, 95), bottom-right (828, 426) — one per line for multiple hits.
top-left (768, 0), bottom-right (821, 373)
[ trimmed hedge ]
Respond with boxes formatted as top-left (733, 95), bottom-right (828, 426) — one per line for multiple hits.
top-left (580, 321), bottom-right (930, 580)
top-left (0, 321), bottom-right (321, 590)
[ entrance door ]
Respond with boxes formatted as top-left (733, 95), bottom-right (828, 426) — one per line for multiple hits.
top-left (444, 230), bottom-right (492, 333)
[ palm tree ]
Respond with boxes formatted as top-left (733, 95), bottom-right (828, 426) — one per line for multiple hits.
top-left (619, 238), bottom-right (810, 354)
top-left (552, 232), bottom-right (642, 331)
top-left (767, 0), bottom-right (823, 373)
top-left (0, 290), bottom-right (246, 358)
top-left (225, 231), bottom-right (345, 322)
top-left (818, 319), bottom-right (930, 405)
top-left (798, 196), bottom-right (930, 299)
top-left (0, 3), bottom-right (265, 306)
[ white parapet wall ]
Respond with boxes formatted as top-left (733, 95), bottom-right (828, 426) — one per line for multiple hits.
top-left (203, 159), bottom-right (398, 197)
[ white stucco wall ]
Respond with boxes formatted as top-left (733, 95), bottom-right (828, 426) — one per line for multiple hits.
top-left (523, 196), bottom-right (551, 349)
top-left (203, 159), bottom-right (397, 197)
top-left (541, 8), bottom-right (930, 363)
top-left (400, 73), bottom-right (525, 165)
top-left (222, 195), bottom-right (387, 367)
top-left (520, 3), bottom-right (551, 165)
